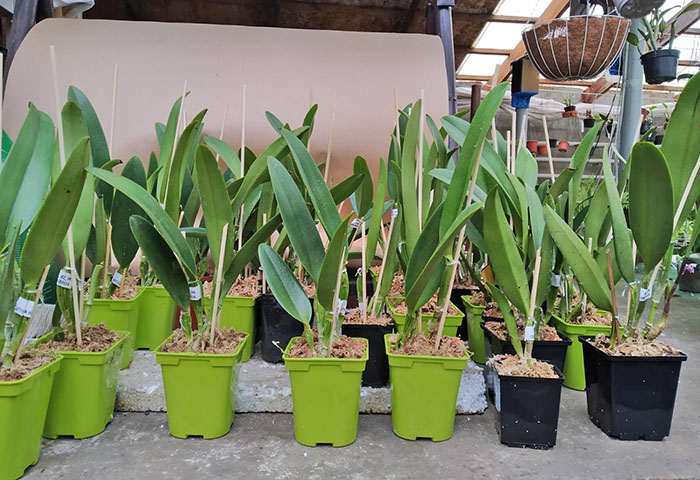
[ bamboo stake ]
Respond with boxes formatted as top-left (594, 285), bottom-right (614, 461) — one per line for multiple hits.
top-left (108, 64), bottom-right (119, 153)
top-left (323, 95), bottom-right (338, 185)
top-left (511, 110), bottom-right (517, 166)
top-left (238, 84), bottom-right (247, 251)
top-left (542, 116), bottom-right (555, 183)
top-left (506, 130), bottom-right (512, 173)
top-left (361, 221), bottom-right (368, 322)
top-left (491, 119), bottom-right (498, 151)
top-left (102, 223), bottom-right (112, 296)
top-left (393, 88), bottom-right (401, 149)
top-left (523, 248), bottom-right (543, 360)
top-left (434, 143), bottom-right (486, 349)
top-left (370, 211), bottom-right (396, 315)
top-left (581, 238), bottom-right (593, 310)
top-left (417, 89), bottom-right (425, 229)
top-left (50, 45), bottom-right (83, 345)
top-left (624, 242), bottom-right (637, 327)
top-left (328, 247), bottom-right (347, 353)
top-left (210, 226), bottom-right (229, 345)
top-left (15, 265), bottom-right (51, 360)
top-left (606, 250), bottom-right (621, 345)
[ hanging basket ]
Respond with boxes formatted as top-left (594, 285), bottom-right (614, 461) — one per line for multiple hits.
top-left (523, 16), bottom-right (630, 81)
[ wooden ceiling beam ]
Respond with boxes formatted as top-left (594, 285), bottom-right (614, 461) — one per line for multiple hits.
top-left (453, 13), bottom-right (537, 23)
top-left (581, 77), bottom-right (615, 103)
top-left (494, 0), bottom-right (570, 84)
top-left (457, 47), bottom-right (512, 55)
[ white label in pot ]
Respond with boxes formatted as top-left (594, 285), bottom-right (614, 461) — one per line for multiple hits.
top-left (639, 286), bottom-right (652, 302)
top-left (524, 325), bottom-right (535, 341)
top-left (56, 270), bottom-right (73, 289)
top-left (551, 273), bottom-right (561, 287)
top-left (111, 271), bottom-right (123, 286)
top-left (14, 297), bottom-right (34, 318)
top-left (391, 208), bottom-right (398, 218)
top-left (189, 285), bottom-right (202, 301)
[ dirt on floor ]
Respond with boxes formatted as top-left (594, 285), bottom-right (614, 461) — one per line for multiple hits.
top-left (343, 307), bottom-right (394, 326)
top-left (387, 332), bottom-right (467, 358)
top-left (491, 354), bottom-right (559, 379)
top-left (392, 297), bottom-right (459, 316)
top-left (592, 334), bottom-right (684, 357)
top-left (484, 321), bottom-right (561, 341)
top-left (203, 275), bottom-right (260, 298)
top-left (287, 334), bottom-right (366, 359)
top-left (37, 324), bottom-right (122, 353)
top-left (159, 328), bottom-right (247, 354)
top-left (0, 351), bottom-right (58, 381)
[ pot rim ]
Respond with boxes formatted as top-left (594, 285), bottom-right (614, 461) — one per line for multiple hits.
top-left (579, 335), bottom-right (688, 362)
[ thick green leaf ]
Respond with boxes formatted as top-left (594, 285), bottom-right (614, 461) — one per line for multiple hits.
top-left (488, 283), bottom-right (523, 357)
top-left (0, 106), bottom-right (54, 248)
top-left (568, 123), bottom-right (603, 225)
top-left (111, 157), bottom-right (147, 268)
top-left (543, 204), bottom-right (613, 312)
top-left (281, 129), bottom-right (340, 236)
top-left (405, 202), bottom-right (482, 311)
top-left (515, 146), bottom-right (538, 187)
top-left (317, 217), bottom-right (351, 310)
top-left (194, 145), bottom-right (234, 271)
top-left (483, 189), bottom-right (529, 313)
top-left (662, 72), bottom-right (700, 226)
top-left (584, 183), bottom-right (609, 248)
top-left (267, 157), bottom-right (324, 280)
top-left (352, 156), bottom-right (374, 218)
top-left (365, 159), bottom-right (388, 270)
top-left (130, 215), bottom-right (190, 309)
top-left (441, 116), bottom-right (469, 146)
top-left (156, 95), bottom-right (184, 200)
top-left (258, 244), bottom-right (312, 324)
top-left (524, 180), bottom-right (544, 249)
top-left (549, 168), bottom-right (577, 198)
top-left (330, 173), bottom-right (365, 205)
top-left (20, 138), bottom-right (90, 285)
top-left (87, 167), bottom-right (197, 278)
top-left (602, 146), bottom-right (635, 284)
top-left (629, 142), bottom-right (674, 273)
top-left (204, 136), bottom-right (241, 178)
top-left (440, 83), bottom-right (507, 238)
top-left (400, 100), bottom-right (422, 257)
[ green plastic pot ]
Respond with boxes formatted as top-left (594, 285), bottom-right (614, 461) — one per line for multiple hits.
top-left (385, 334), bottom-right (468, 441)
top-left (87, 289), bottom-right (143, 369)
top-left (387, 297), bottom-right (464, 337)
top-left (461, 295), bottom-right (487, 364)
top-left (43, 333), bottom-right (127, 439)
top-left (550, 315), bottom-right (611, 390)
top-left (204, 296), bottom-right (256, 362)
top-left (284, 337), bottom-right (368, 447)
top-left (0, 356), bottom-right (61, 480)
top-left (135, 286), bottom-right (175, 350)
top-left (155, 333), bottom-right (249, 439)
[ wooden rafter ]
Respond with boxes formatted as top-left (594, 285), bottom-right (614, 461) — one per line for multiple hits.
top-left (458, 47), bottom-right (512, 55)
top-left (494, 0), bottom-right (570, 84)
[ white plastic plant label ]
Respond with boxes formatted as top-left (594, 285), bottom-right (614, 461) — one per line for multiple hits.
top-left (639, 286), bottom-right (652, 302)
top-left (14, 297), bottom-right (34, 318)
top-left (56, 269), bottom-right (73, 289)
top-left (551, 273), bottom-right (561, 287)
top-left (351, 219), bottom-right (360, 228)
top-left (524, 325), bottom-right (535, 341)
top-left (391, 208), bottom-right (398, 218)
top-left (337, 298), bottom-right (347, 314)
top-left (189, 285), bottom-right (202, 301)
top-left (111, 271), bottom-right (123, 287)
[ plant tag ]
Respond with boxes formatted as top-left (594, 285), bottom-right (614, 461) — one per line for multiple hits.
top-left (189, 285), bottom-right (202, 301)
top-left (551, 273), bottom-right (561, 287)
top-left (14, 297), bottom-right (34, 318)
top-left (524, 325), bottom-right (535, 341)
top-left (391, 208), bottom-right (398, 218)
top-left (56, 270), bottom-right (73, 289)
top-left (351, 219), bottom-right (360, 228)
top-left (639, 286), bottom-right (652, 302)
top-left (337, 298), bottom-right (347, 314)
top-left (111, 271), bottom-right (123, 287)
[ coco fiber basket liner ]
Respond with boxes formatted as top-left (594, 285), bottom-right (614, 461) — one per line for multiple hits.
top-left (523, 16), bottom-right (630, 81)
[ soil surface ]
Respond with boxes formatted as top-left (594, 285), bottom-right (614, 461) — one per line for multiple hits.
top-left (592, 334), bottom-right (684, 357)
top-left (468, 291), bottom-right (503, 318)
top-left (570, 303), bottom-right (613, 326)
top-left (388, 332), bottom-right (467, 358)
top-left (343, 307), bottom-right (393, 326)
top-left (287, 334), bottom-right (366, 359)
top-left (491, 354), bottom-right (559, 379)
top-left (392, 298), bottom-right (459, 316)
top-left (484, 321), bottom-right (561, 341)
top-left (0, 351), bottom-right (57, 381)
top-left (203, 275), bottom-right (260, 298)
top-left (386, 274), bottom-right (404, 297)
top-left (301, 282), bottom-right (316, 298)
top-left (38, 324), bottom-right (122, 352)
top-left (110, 275), bottom-right (140, 300)
top-left (159, 328), bottom-right (247, 354)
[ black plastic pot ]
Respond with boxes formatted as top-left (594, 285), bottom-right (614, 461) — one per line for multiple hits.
top-left (654, 134), bottom-right (664, 145)
top-left (342, 323), bottom-right (394, 387)
top-left (564, 105), bottom-right (576, 112)
top-left (347, 267), bottom-right (374, 310)
top-left (257, 294), bottom-right (306, 363)
top-left (641, 49), bottom-right (680, 85)
top-left (584, 117), bottom-right (595, 128)
top-left (482, 323), bottom-right (572, 373)
top-left (451, 287), bottom-right (477, 340)
top-left (487, 362), bottom-right (564, 449)
top-left (581, 337), bottom-right (687, 440)
top-left (548, 138), bottom-right (558, 148)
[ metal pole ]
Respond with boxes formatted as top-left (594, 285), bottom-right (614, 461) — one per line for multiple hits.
top-left (431, 0), bottom-right (457, 115)
top-left (619, 19), bottom-right (643, 163)
top-left (470, 84), bottom-right (481, 121)
top-left (515, 107), bottom-right (528, 144)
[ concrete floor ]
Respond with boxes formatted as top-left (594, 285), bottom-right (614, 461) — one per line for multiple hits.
top-left (24, 295), bottom-right (700, 480)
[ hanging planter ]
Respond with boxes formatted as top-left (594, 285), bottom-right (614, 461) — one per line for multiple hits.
top-left (641, 49), bottom-right (680, 84)
top-left (523, 16), bottom-right (630, 81)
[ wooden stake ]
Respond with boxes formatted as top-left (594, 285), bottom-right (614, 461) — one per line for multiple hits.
top-left (523, 248), bottom-right (543, 360)
top-left (210, 225), bottom-right (229, 345)
top-left (324, 95), bottom-right (338, 185)
top-left (328, 246), bottom-right (347, 353)
top-left (370, 212), bottom-right (396, 315)
top-left (163, 80), bottom-right (188, 205)
top-left (50, 45), bottom-right (83, 346)
top-left (542, 116), bottom-right (555, 183)
top-left (491, 119), bottom-right (498, 151)
top-left (506, 130), bottom-right (512, 173)
top-left (361, 221), bottom-right (368, 322)
top-left (102, 223), bottom-right (112, 295)
top-left (238, 84), bottom-right (247, 251)
top-left (510, 110), bottom-right (516, 166)
top-left (108, 64), bottom-right (119, 154)
top-left (393, 88), bottom-right (401, 149)
top-left (15, 265), bottom-right (51, 360)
